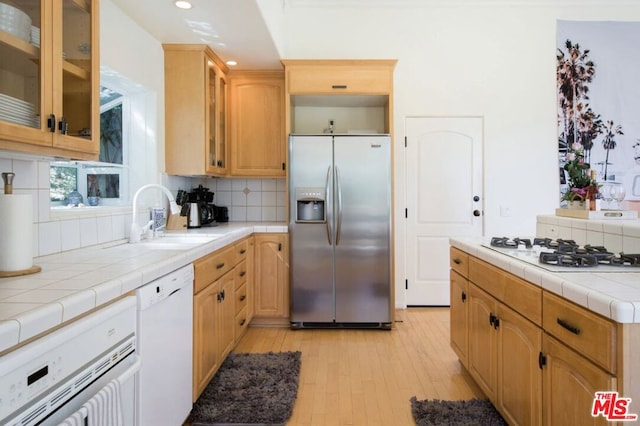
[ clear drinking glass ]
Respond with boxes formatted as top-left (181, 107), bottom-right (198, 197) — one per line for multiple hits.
top-left (613, 185), bottom-right (626, 210)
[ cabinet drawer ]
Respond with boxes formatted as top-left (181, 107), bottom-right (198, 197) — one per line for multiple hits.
top-left (287, 66), bottom-right (392, 94)
top-left (193, 246), bottom-right (235, 294)
top-left (235, 306), bottom-right (249, 339)
top-left (469, 257), bottom-right (505, 300)
top-left (234, 239), bottom-right (249, 263)
top-left (503, 274), bottom-right (542, 326)
top-left (235, 282), bottom-right (248, 315)
top-left (235, 259), bottom-right (248, 286)
top-left (543, 291), bottom-right (616, 373)
top-left (450, 247), bottom-right (469, 278)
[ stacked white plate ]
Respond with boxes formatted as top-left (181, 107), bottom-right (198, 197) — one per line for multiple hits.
top-left (0, 2), bottom-right (31, 42)
top-left (30, 25), bottom-right (39, 47)
top-left (0, 94), bottom-right (38, 128)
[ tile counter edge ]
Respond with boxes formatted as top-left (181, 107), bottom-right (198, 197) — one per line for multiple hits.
top-left (0, 223), bottom-right (287, 354)
top-left (450, 237), bottom-right (639, 324)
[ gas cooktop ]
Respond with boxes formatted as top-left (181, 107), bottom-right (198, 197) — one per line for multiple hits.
top-left (483, 237), bottom-right (640, 273)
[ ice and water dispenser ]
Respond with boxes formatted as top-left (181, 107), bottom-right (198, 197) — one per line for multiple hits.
top-left (295, 187), bottom-right (326, 222)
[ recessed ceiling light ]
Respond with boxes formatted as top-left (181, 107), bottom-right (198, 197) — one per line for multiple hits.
top-left (174, 1), bottom-right (192, 9)
top-left (226, 60), bottom-right (238, 66)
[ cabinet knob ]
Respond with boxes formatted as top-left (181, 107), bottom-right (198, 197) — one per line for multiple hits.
top-left (239, 295), bottom-right (246, 302)
top-left (453, 258), bottom-right (461, 265)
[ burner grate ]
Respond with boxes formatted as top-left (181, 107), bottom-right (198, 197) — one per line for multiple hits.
top-left (539, 252), bottom-right (598, 267)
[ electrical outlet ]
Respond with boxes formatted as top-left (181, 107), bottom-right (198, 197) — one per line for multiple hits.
top-left (500, 205), bottom-right (513, 217)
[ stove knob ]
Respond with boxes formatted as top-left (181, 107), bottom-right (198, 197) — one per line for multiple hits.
top-left (473, 210), bottom-right (481, 217)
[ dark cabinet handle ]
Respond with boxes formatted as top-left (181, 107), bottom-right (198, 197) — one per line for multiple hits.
top-left (239, 295), bottom-right (246, 301)
top-left (453, 258), bottom-right (461, 265)
top-left (489, 313), bottom-right (496, 326)
top-left (216, 262), bottom-right (225, 269)
top-left (240, 249), bottom-right (246, 254)
top-left (493, 317), bottom-right (500, 329)
top-left (331, 84), bottom-right (347, 89)
top-left (538, 352), bottom-right (546, 369)
top-left (461, 291), bottom-right (466, 302)
top-left (216, 292), bottom-right (222, 302)
top-left (47, 114), bottom-right (56, 132)
top-left (58, 117), bottom-right (68, 134)
top-left (278, 243), bottom-right (282, 251)
top-left (557, 318), bottom-right (580, 335)
top-left (239, 271), bottom-right (246, 277)
top-left (239, 319), bottom-right (246, 326)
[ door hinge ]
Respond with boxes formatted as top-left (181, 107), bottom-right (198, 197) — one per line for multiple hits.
top-left (405, 279), bottom-right (408, 290)
top-left (405, 208), bottom-right (408, 218)
top-left (404, 136), bottom-right (407, 147)
top-left (538, 352), bottom-right (547, 369)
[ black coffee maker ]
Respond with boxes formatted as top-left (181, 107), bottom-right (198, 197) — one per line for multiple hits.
top-left (176, 185), bottom-right (228, 225)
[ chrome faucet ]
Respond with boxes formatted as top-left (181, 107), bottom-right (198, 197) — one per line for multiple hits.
top-left (129, 184), bottom-right (180, 243)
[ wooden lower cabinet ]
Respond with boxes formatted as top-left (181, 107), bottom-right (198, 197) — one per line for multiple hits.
top-left (192, 237), bottom-right (252, 401)
top-left (193, 280), bottom-right (221, 401)
top-left (497, 303), bottom-right (542, 426)
top-left (542, 334), bottom-right (615, 426)
top-left (451, 247), bottom-right (628, 426)
top-left (468, 283), bottom-right (542, 425)
top-left (449, 269), bottom-right (469, 367)
top-left (253, 233), bottom-right (289, 322)
top-left (468, 283), bottom-right (499, 401)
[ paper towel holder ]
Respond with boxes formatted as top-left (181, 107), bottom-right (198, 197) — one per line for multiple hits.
top-left (0, 172), bottom-right (42, 277)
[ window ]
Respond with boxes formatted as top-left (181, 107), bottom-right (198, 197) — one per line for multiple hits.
top-left (50, 67), bottom-right (156, 210)
top-left (50, 86), bottom-right (129, 206)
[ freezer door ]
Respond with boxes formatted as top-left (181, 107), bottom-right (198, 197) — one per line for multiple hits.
top-left (334, 135), bottom-right (392, 324)
top-left (289, 135), bottom-right (335, 324)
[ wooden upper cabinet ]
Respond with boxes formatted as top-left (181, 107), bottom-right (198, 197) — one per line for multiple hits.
top-left (282, 59), bottom-right (396, 95)
top-left (163, 44), bottom-right (228, 176)
top-left (228, 71), bottom-right (285, 177)
top-left (0, 0), bottom-right (100, 160)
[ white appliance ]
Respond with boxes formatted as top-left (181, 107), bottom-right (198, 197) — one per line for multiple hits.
top-left (0, 297), bottom-right (140, 426)
top-left (136, 264), bottom-right (194, 426)
top-left (289, 134), bottom-right (392, 329)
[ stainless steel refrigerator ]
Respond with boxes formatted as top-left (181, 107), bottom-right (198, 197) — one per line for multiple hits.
top-left (289, 134), bottom-right (392, 329)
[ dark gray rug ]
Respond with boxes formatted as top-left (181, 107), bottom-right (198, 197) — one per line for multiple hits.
top-left (190, 351), bottom-right (301, 426)
top-left (410, 397), bottom-right (507, 426)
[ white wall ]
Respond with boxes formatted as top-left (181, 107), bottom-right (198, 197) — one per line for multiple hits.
top-left (280, 1), bottom-right (640, 306)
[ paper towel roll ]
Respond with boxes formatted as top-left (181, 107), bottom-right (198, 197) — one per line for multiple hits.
top-left (0, 194), bottom-right (33, 272)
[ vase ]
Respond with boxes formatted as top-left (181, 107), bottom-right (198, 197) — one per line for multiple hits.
top-left (567, 200), bottom-right (586, 210)
top-left (87, 196), bottom-right (100, 206)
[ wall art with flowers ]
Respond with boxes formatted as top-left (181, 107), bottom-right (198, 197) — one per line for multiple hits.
top-left (557, 21), bottom-right (640, 212)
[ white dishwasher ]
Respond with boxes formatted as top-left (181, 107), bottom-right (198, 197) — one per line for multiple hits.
top-left (136, 263), bottom-right (194, 426)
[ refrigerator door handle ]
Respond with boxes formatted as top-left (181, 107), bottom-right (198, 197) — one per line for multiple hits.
top-left (336, 166), bottom-right (342, 246)
top-left (325, 166), bottom-right (332, 245)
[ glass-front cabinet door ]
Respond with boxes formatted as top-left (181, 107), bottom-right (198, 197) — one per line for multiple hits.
top-left (0, 0), bottom-right (98, 158)
top-left (205, 57), bottom-right (227, 175)
top-left (207, 59), bottom-right (217, 172)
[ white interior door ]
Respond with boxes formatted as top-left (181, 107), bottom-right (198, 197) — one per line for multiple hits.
top-left (405, 117), bottom-right (483, 306)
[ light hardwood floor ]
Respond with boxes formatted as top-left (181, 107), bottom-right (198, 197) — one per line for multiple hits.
top-left (234, 308), bottom-right (485, 425)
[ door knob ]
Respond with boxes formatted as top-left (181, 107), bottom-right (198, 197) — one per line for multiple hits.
top-left (473, 210), bottom-right (481, 217)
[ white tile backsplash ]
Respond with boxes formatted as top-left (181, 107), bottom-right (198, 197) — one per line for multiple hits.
top-left (537, 214), bottom-right (640, 255)
top-left (2, 154), bottom-right (287, 257)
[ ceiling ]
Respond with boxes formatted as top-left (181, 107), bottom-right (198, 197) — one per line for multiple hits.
top-left (109, 0), bottom-right (283, 70)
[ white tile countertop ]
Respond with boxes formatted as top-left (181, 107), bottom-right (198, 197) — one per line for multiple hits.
top-left (451, 237), bottom-right (640, 324)
top-left (0, 222), bottom-right (287, 354)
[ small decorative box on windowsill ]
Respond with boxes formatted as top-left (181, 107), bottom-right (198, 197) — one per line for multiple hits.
top-left (555, 208), bottom-right (638, 220)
